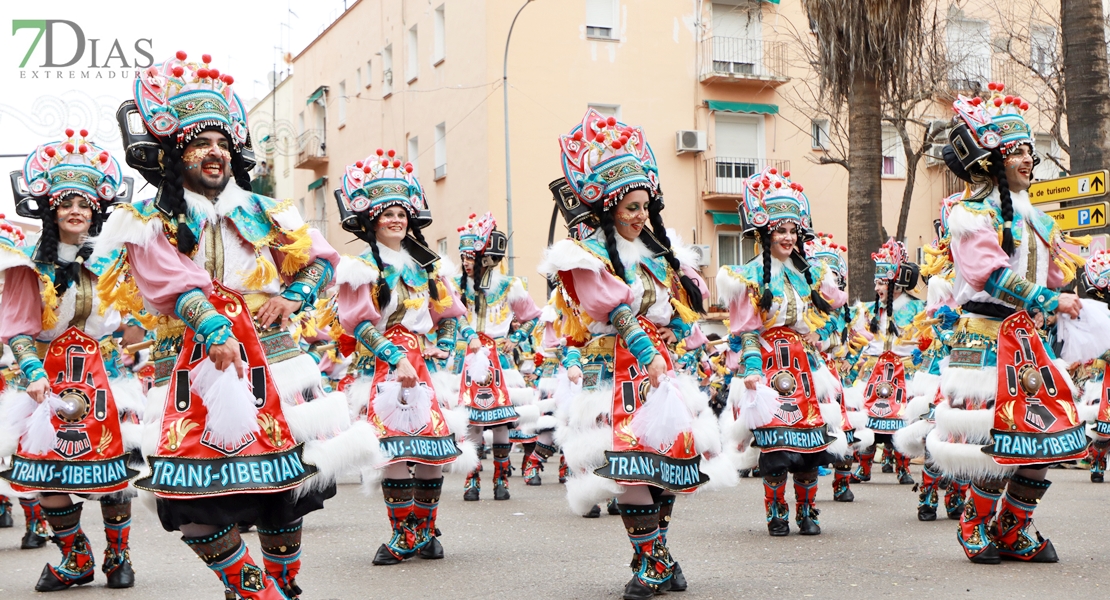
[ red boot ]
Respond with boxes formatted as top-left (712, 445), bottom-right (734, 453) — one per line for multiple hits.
top-left (958, 481), bottom-right (1003, 564)
top-left (36, 502), bottom-right (95, 591)
top-left (413, 477), bottom-right (445, 560)
top-left (101, 499), bottom-right (135, 588)
top-left (20, 497), bottom-right (49, 549)
top-left (763, 473), bottom-right (789, 536)
top-left (259, 522), bottom-right (303, 598)
top-left (854, 446), bottom-right (876, 482)
top-left (184, 525), bottom-right (289, 599)
top-left (992, 475), bottom-right (1058, 562)
top-left (558, 452), bottom-right (569, 484)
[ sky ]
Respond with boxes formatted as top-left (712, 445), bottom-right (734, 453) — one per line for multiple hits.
top-left (0, 0), bottom-right (351, 226)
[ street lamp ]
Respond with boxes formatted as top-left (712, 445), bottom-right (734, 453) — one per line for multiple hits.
top-left (503, 0), bottom-right (535, 276)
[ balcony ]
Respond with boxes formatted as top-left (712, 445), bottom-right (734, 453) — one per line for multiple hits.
top-left (945, 56), bottom-right (1021, 94)
top-left (699, 37), bottom-right (789, 86)
top-left (702, 156), bottom-right (790, 199)
top-left (295, 129), bottom-right (327, 169)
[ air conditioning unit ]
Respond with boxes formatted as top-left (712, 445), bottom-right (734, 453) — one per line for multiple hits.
top-left (676, 130), bottom-right (707, 154)
top-left (923, 120), bottom-right (950, 167)
top-left (691, 244), bottom-right (712, 267)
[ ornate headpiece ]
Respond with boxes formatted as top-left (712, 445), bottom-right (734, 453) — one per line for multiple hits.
top-left (134, 51), bottom-right (248, 148)
top-left (947, 82), bottom-right (1038, 178)
top-left (458, 212), bottom-right (497, 257)
top-left (0, 214), bottom-right (27, 249)
top-left (872, 238), bottom-right (909, 283)
top-left (13, 129), bottom-right (125, 215)
top-left (806, 232), bottom-right (847, 286)
top-left (1084, 250), bottom-right (1110, 292)
top-left (335, 149), bottom-right (430, 235)
top-left (737, 167), bottom-right (812, 237)
top-left (558, 109), bottom-right (658, 211)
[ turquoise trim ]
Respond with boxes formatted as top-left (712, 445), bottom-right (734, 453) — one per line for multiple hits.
top-left (707, 210), bottom-right (741, 226)
top-left (704, 100), bottom-right (778, 115)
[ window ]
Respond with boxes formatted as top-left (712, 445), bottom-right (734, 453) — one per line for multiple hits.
top-left (588, 103), bottom-right (621, 120)
top-left (408, 136), bottom-right (419, 175)
top-left (946, 19), bottom-right (991, 89)
top-left (356, 68), bottom-right (362, 90)
top-left (717, 232), bottom-right (756, 268)
top-left (713, 113), bottom-right (763, 193)
top-left (437, 237), bottom-right (448, 257)
top-left (298, 197), bottom-right (305, 217)
top-left (811, 119), bottom-right (830, 150)
top-left (337, 80), bottom-right (346, 126)
top-left (712, 3), bottom-right (762, 75)
top-left (1031, 25), bottom-right (1056, 77)
top-left (313, 187), bottom-right (326, 222)
top-left (882, 126), bottom-right (906, 178)
top-left (297, 111), bottom-right (305, 135)
top-left (365, 59), bottom-right (373, 88)
top-left (382, 45), bottom-right (393, 96)
top-left (434, 4), bottom-right (446, 64)
top-left (586, 0), bottom-right (617, 40)
top-left (1033, 133), bottom-right (1063, 181)
top-left (434, 122), bottom-right (447, 180)
top-left (407, 25), bottom-right (419, 83)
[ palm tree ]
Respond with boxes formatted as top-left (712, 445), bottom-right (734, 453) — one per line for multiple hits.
top-left (1061, 0), bottom-right (1110, 174)
top-left (803, 0), bottom-right (926, 300)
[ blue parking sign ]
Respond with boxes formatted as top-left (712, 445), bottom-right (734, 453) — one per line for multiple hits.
top-left (1080, 209), bottom-right (1091, 225)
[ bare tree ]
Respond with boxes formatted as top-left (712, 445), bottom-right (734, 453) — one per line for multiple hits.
top-left (1062, 0), bottom-right (1110, 173)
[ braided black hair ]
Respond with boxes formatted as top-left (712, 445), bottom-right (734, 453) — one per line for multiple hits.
top-left (840, 304), bottom-right (851, 344)
top-left (869, 293), bottom-right (882, 334)
top-left (789, 249), bottom-right (832, 314)
top-left (158, 143), bottom-right (197, 256)
top-left (229, 150), bottom-right (254, 193)
top-left (598, 210), bottom-right (628, 283)
top-left (38, 204), bottom-right (98, 295)
top-left (647, 203), bottom-right (705, 314)
top-left (458, 256), bottom-right (471, 308)
top-left (404, 226), bottom-right (440, 303)
top-left (883, 280), bottom-right (899, 337)
top-left (989, 148), bottom-right (1015, 256)
top-left (757, 227), bottom-right (774, 310)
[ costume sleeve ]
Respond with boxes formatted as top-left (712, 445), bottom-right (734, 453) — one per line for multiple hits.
top-left (277, 230), bottom-right (340, 310)
top-left (431, 275), bottom-right (467, 322)
top-left (335, 281), bottom-right (403, 366)
top-left (819, 271), bottom-right (849, 309)
top-left (681, 265), bottom-right (711, 302)
top-left (565, 268), bottom-right (636, 323)
top-left (727, 292), bottom-right (765, 378)
top-left (124, 234), bottom-right (214, 316)
top-left (507, 281), bottom-right (542, 345)
top-left (0, 266), bottom-right (44, 343)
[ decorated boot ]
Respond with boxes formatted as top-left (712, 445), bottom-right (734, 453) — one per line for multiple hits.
top-left (763, 473), bottom-right (790, 537)
top-left (184, 525), bottom-right (289, 600)
top-left (618, 503), bottom-right (673, 600)
top-left (35, 503), bottom-right (95, 592)
top-left (558, 452), bottom-right (569, 483)
top-left (944, 477), bottom-right (970, 520)
top-left (832, 462), bottom-right (854, 502)
top-left (413, 477), bottom-right (445, 560)
top-left (992, 475), bottom-right (1058, 562)
top-left (463, 467), bottom-right (481, 501)
top-left (1090, 440), bottom-right (1109, 483)
top-left (880, 444), bottom-right (895, 473)
top-left (519, 441), bottom-right (536, 475)
top-left (915, 464), bottom-right (940, 521)
top-left (258, 521), bottom-right (303, 599)
top-left (524, 442), bottom-right (556, 486)
top-left (101, 498), bottom-right (135, 588)
top-left (20, 497), bottom-right (49, 549)
top-left (895, 452), bottom-right (914, 485)
top-left (657, 495), bottom-right (685, 592)
top-left (375, 479), bottom-right (418, 565)
top-left (853, 447), bottom-right (876, 482)
top-left (958, 481), bottom-right (1004, 564)
top-left (492, 443), bottom-right (512, 500)
top-left (793, 473), bottom-right (821, 536)
top-left (0, 496), bottom-right (12, 528)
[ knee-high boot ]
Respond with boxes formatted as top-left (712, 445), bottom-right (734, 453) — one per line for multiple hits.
top-left (880, 444), bottom-right (895, 473)
top-left (258, 521), bottom-right (303, 598)
top-left (20, 497), bottom-right (49, 549)
top-left (832, 460), bottom-right (854, 502)
top-left (854, 446), bottom-right (876, 482)
top-left (944, 477), bottom-right (970, 520)
top-left (184, 525), bottom-right (288, 599)
top-left (1089, 439), bottom-right (1109, 483)
top-left (463, 466), bottom-right (480, 501)
top-left (374, 479), bottom-right (417, 565)
top-left (519, 441), bottom-right (536, 474)
top-left (895, 452), bottom-right (914, 484)
top-left (413, 477), bottom-right (444, 559)
top-left (656, 495), bottom-right (685, 592)
top-left (558, 451), bottom-right (568, 483)
top-left (618, 503), bottom-right (672, 600)
top-left (100, 498), bottom-right (135, 588)
top-left (958, 480), bottom-right (1004, 564)
top-left (492, 443), bottom-right (512, 500)
top-left (763, 472), bottom-right (789, 536)
top-left (0, 495), bottom-right (12, 528)
top-left (793, 472), bottom-right (821, 535)
top-left (992, 475), bottom-right (1058, 562)
top-left (915, 463), bottom-right (941, 521)
top-left (35, 502), bottom-right (95, 591)
top-left (523, 442), bottom-right (556, 486)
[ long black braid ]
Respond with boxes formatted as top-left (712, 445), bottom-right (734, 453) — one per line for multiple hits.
top-left (158, 143), bottom-right (197, 256)
top-left (789, 248), bottom-right (832, 314)
top-left (355, 215), bottom-right (392, 309)
top-left (458, 256), bottom-right (471, 308)
top-left (869, 293), bottom-right (882, 334)
top-left (840, 304), bottom-right (851, 344)
top-left (989, 148), bottom-right (1015, 256)
top-left (884, 280), bottom-right (899, 337)
top-left (598, 210), bottom-right (628, 283)
top-left (404, 226), bottom-right (440, 303)
top-left (38, 205), bottom-right (98, 295)
top-left (757, 228), bottom-right (774, 310)
top-left (229, 150), bottom-right (253, 193)
top-left (646, 203), bottom-right (705, 314)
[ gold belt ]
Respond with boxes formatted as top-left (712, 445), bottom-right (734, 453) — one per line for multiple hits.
top-left (153, 292), bottom-right (272, 340)
top-left (954, 316), bottom-right (1002, 339)
top-left (582, 335), bottom-right (616, 355)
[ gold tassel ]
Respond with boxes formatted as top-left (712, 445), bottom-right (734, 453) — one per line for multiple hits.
top-left (403, 297), bottom-right (426, 311)
top-left (95, 256), bottom-right (126, 316)
top-left (431, 279), bottom-right (453, 313)
top-left (244, 254), bottom-right (279, 289)
top-left (554, 292), bottom-right (590, 343)
top-left (40, 274), bottom-right (59, 330)
top-left (277, 224), bottom-right (312, 276)
top-left (670, 297), bottom-right (699, 324)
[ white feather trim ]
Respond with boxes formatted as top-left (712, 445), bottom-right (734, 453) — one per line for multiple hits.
top-left (842, 384), bottom-right (865, 410)
top-left (691, 408), bottom-right (723, 455)
top-left (1081, 380), bottom-right (1101, 406)
top-left (0, 247), bottom-right (35, 273)
top-left (715, 266), bottom-right (751, 306)
top-left (120, 421), bottom-right (143, 452)
top-left (443, 404), bottom-right (470, 437)
top-left (335, 255), bottom-right (380, 287)
top-left (537, 239), bottom-right (603, 276)
top-left (270, 354), bottom-right (325, 403)
top-left (560, 425), bottom-right (612, 473)
top-left (358, 465), bottom-right (384, 494)
top-left (907, 372), bottom-right (941, 400)
top-left (1078, 400), bottom-right (1100, 424)
top-left (926, 429), bottom-right (1014, 479)
top-left (927, 276), bottom-right (955, 313)
top-left (941, 367), bottom-right (998, 405)
top-left (141, 386), bottom-right (168, 459)
top-left (813, 365), bottom-right (840, 402)
top-left (283, 392), bottom-right (352, 442)
top-left (1052, 358), bottom-right (1078, 398)
top-left (734, 445), bottom-right (761, 471)
top-left (435, 255), bottom-right (460, 280)
top-left (269, 201), bottom-right (306, 231)
top-left (296, 420), bottom-right (382, 499)
top-left (509, 387), bottom-right (537, 407)
top-left (429, 371), bottom-right (461, 409)
top-left (892, 418), bottom-right (933, 458)
top-left (345, 379), bottom-right (373, 421)
top-left (503, 368), bottom-right (527, 389)
top-left (846, 411), bottom-right (873, 450)
top-left (91, 208), bottom-right (163, 259)
top-left (561, 387), bottom-right (613, 432)
top-left (565, 472), bottom-right (624, 516)
top-left (533, 415), bottom-right (559, 432)
top-left (515, 404), bottom-right (540, 428)
top-left (443, 438), bottom-right (480, 475)
top-left (947, 203), bottom-right (996, 240)
top-left (825, 429), bottom-right (851, 459)
top-left (109, 377), bottom-right (146, 419)
top-left (932, 402), bottom-right (994, 445)
top-left (695, 451), bottom-right (740, 492)
top-left (819, 402), bottom-right (844, 433)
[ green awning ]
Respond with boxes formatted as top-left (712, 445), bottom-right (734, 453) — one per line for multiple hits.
top-left (704, 100), bottom-right (778, 115)
top-left (707, 210), bottom-right (741, 226)
top-left (306, 86), bottom-right (327, 105)
top-left (763, 0), bottom-right (780, 4)
top-left (307, 176), bottom-right (327, 191)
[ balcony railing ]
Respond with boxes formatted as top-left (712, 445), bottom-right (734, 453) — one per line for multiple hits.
top-left (945, 56), bottom-right (1021, 93)
top-left (703, 156), bottom-right (790, 196)
top-left (307, 219), bottom-right (328, 235)
top-left (700, 37), bottom-right (789, 85)
top-left (295, 129), bottom-right (327, 168)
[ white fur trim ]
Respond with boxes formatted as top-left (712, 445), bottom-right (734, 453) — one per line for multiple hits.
top-left (813, 365), bottom-right (839, 402)
top-left (91, 207), bottom-right (163, 259)
top-left (283, 392), bottom-right (352, 442)
top-left (269, 201), bottom-right (306, 231)
top-left (941, 367), bottom-right (997, 406)
top-left (429, 371), bottom-right (461, 409)
top-left (927, 276), bottom-right (954, 313)
top-left (503, 368), bottom-right (527, 390)
top-left (715, 266), bottom-right (751, 306)
top-left (435, 255), bottom-right (460, 280)
top-left (296, 420), bottom-right (382, 499)
top-left (695, 450), bottom-right (740, 492)
top-left (0, 247), bottom-right (35, 273)
top-left (560, 425), bottom-right (612, 473)
top-left (932, 401), bottom-right (994, 444)
top-left (345, 379), bottom-right (373, 421)
top-left (443, 438), bottom-right (479, 475)
top-left (1052, 358), bottom-right (1078, 398)
top-left (907, 372), bottom-right (941, 400)
top-left (509, 387), bottom-right (537, 407)
top-left (903, 395), bottom-right (934, 424)
top-left (734, 445), bottom-right (761, 471)
top-left (667, 229), bottom-right (700, 270)
top-left (110, 376), bottom-right (146, 419)
top-left (537, 239), bottom-right (603, 276)
top-left (691, 407), bottom-right (723, 455)
top-left (892, 418), bottom-right (933, 458)
top-left (141, 386), bottom-right (169, 459)
top-left (819, 402), bottom-right (844, 433)
top-left (843, 384), bottom-right (865, 411)
top-left (442, 404), bottom-right (470, 437)
top-left (947, 203), bottom-right (996, 240)
top-left (825, 429), bottom-right (851, 459)
top-left (846, 411), bottom-right (873, 450)
top-left (120, 421), bottom-right (144, 452)
top-left (564, 472), bottom-right (624, 516)
top-left (335, 255), bottom-right (380, 287)
top-left (926, 429), bottom-right (1015, 479)
top-left (534, 415), bottom-right (559, 432)
top-left (1078, 400), bottom-right (1100, 424)
top-left (269, 354), bottom-right (325, 404)
top-left (211, 183), bottom-right (255, 218)
top-left (515, 404), bottom-right (540, 428)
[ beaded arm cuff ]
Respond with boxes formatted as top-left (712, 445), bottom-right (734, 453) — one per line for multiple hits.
top-left (9, 334), bottom-right (45, 382)
top-left (562, 346), bottom-right (582, 370)
top-left (354, 321), bottom-right (403, 366)
top-left (280, 258), bottom-right (334, 312)
top-left (728, 332), bottom-right (763, 377)
top-left (459, 324), bottom-right (478, 344)
top-left (175, 289), bottom-right (233, 353)
top-left (509, 317), bottom-right (538, 345)
top-left (983, 267), bottom-right (1059, 314)
top-left (435, 318), bottom-right (458, 353)
top-left (610, 304), bottom-right (658, 366)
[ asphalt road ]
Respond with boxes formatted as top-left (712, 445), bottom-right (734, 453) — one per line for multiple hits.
top-left (0, 459), bottom-right (1106, 599)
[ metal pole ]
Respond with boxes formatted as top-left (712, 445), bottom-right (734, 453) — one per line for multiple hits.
top-left (503, 0), bottom-right (534, 276)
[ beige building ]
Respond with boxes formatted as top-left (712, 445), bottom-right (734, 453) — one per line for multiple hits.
top-left (283, 0), bottom-right (1069, 304)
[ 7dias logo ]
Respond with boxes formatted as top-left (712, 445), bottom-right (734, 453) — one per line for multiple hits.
top-left (12, 20), bottom-right (153, 79)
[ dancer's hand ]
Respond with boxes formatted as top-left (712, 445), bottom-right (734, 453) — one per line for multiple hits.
top-left (567, 366), bottom-right (583, 384)
top-left (210, 339), bottom-right (245, 378)
top-left (468, 338), bottom-right (482, 351)
top-left (27, 378), bottom-right (49, 403)
top-left (257, 297), bottom-right (300, 329)
top-left (743, 374), bottom-right (761, 390)
top-left (1057, 293), bottom-right (1081, 319)
top-left (394, 358), bottom-right (418, 388)
top-left (658, 328), bottom-right (677, 345)
top-left (646, 354), bottom-right (667, 388)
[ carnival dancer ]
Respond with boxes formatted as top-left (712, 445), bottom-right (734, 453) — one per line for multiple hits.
top-left (717, 167), bottom-right (848, 537)
top-left (455, 213), bottom-right (541, 500)
top-left (519, 291), bottom-right (568, 487)
top-left (333, 149), bottom-right (476, 566)
top-left (843, 240), bottom-right (927, 486)
top-left (925, 83), bottom-right (1087, 564)
top-left (542, 110), bottom-right (721, 599)
top-left (94, 52), bottom-right (369, 599)
top-left (0, 136), bottom-right (143, 591)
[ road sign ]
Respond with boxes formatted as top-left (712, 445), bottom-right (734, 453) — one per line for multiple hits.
top-left (1044, 201), bottom-right (1109, 232)
top-left (1030, 169), bottom-right (1108, 205)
